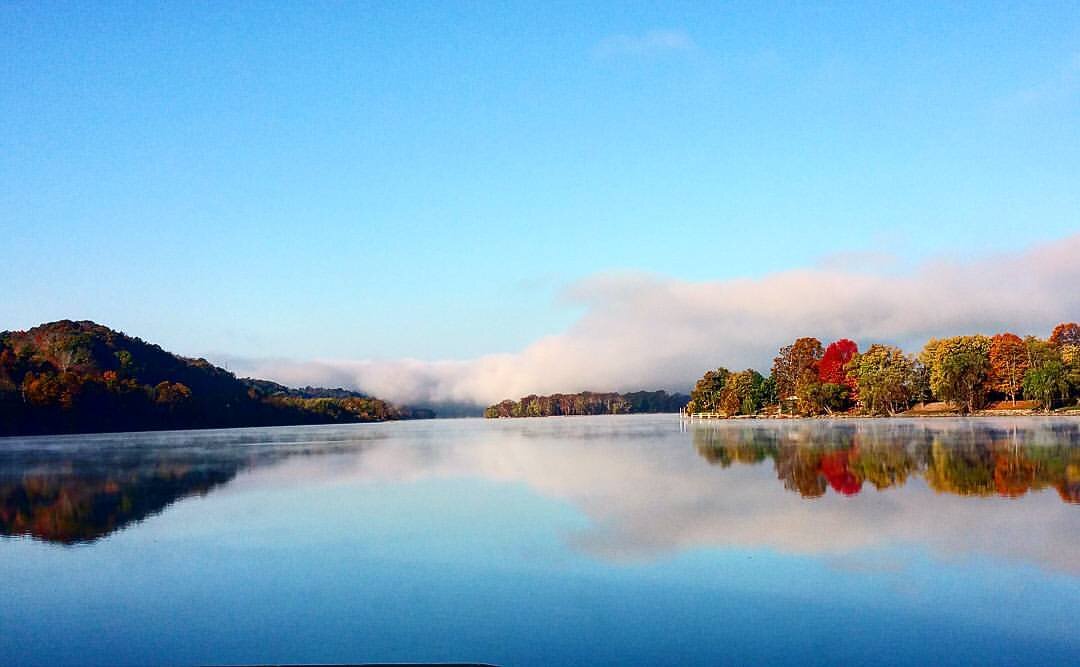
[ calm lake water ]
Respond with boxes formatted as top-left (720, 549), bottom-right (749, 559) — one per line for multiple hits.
top-left (2, 415), bottom-right (1079, 666)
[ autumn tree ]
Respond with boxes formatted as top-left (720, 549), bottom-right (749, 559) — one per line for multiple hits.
top-left (847, 344), bottom-right (915, 415)
top-left (21, 371), bottom-right (64, 406)
top-left (989, 333), bottom-right (1029, 404)
top-left (920, 336), bottom-right (992, 413)
top-left (718, 369), bottom-right (768, 415)
top-left (154, 381), bottom-right (192, 406)
top-left (772, 337), bottom-right (823, 414)
top-left (0, 348), bottom-right (18, 395)
top-left (1063, 344), bottom-right (1080, 403)
top-left (1049, 322), bottom-right (1080, 348)
top-left (687, 368), bottom-right (731, 414)
top-left (819, 339), bottom-right (859, 390)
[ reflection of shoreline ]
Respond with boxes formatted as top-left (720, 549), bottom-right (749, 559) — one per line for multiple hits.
top-left (0, 426), bottom-right (387, 544)
top-left (0, 466), bottom-right (239, 544)
top-left (3, 418), bottom-right (1078, 576)
top-left (693, 420), bottom-right (1080, 503)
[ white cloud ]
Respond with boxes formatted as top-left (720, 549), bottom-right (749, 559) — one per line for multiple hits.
top-left (592, 29), bottom-right (697, 59)
top-left (225, 233), bottom-right (1080, 406)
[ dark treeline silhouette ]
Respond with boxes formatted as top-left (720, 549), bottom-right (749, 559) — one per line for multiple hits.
top-left (694, 421), bottom-right (1080, 503)
top-left (484, 390), bottom-right (689, 418)
top-left (0, 320), bottom-right (431, 436)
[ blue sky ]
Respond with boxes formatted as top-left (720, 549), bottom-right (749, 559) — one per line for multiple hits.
top-left (3, 2), bottom-right (1079, 367)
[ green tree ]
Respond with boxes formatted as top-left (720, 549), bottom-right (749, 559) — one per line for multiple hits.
top-left (802, 382), bottom-right (850, 415)
top-left (1025, 336), bottom-right (1059, 368)
top-left (938, 351), bottom-right (992, 414)
top-left (1023, 361), bottom-right (1070, 410)
top-left (921, 336), bottom-right (992, 413)
top-left (848, 344), bottom-right (916, 415)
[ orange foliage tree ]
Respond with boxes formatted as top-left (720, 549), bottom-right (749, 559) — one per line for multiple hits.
top-left (772, 337), bottom-right (823, 413)
top-left (1050, 322), bottom-right (1080, 348)
top-left (989, 333), bottom-right (1029, 404)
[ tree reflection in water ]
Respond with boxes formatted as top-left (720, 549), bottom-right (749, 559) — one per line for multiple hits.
top-left (0, 427), bottom-right (384, 544)
top-left (0, 463), bottom-right (238, 544)
top-left (3, 418), bottom-right (1077, 547)
top-left (695, 419), bottom-right (1080, 503)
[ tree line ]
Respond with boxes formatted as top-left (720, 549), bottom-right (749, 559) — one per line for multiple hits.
top-left (0, 320), bottom-right (430, 436)
top-left (485, 390), bottom-right (690, 418)
top-left (686, 322), bottom-right (1080, 416)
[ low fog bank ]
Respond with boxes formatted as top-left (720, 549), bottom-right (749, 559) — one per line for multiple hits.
top-left (225, 234), bottom-right (1080, 406)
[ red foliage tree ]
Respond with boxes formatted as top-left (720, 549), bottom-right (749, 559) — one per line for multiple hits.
top-left (818, 339), bottom-right (859, 390)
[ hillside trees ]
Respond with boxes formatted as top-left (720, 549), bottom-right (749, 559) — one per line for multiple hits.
top-left (0, 320), bottom-right (416, 436)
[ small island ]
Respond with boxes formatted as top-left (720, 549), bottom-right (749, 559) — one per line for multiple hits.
top-left (0, 320), bottom-right (432, 437)
top-left (484, 390), bottom-right (689, 418)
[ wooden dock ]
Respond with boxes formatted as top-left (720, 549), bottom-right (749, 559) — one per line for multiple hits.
top-left (679, 409), bottom-right (730, 420)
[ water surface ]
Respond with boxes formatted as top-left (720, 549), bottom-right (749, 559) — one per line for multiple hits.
top-left (2, 416), bottom-right (1079, 665)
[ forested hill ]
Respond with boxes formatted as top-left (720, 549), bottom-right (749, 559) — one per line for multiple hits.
top-left (484, 390), bottom-right (689, 418)
top-left (0, 320), bottom-right (430, 436)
